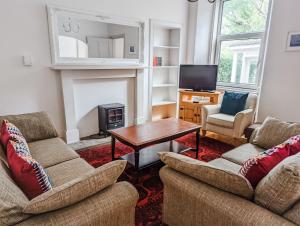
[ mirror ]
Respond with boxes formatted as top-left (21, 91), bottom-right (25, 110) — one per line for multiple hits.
top-left (47, 6), bottom-right (144, 66)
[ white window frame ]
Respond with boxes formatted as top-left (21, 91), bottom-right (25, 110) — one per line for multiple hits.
top-left (210, 0), bottom-right (273, 91)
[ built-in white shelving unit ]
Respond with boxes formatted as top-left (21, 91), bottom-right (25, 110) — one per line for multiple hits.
top-left (149, 19), bottom-right (182, 121)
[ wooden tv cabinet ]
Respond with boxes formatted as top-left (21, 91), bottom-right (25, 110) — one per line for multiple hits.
top-left (179, 90), bottom-right (222, 124)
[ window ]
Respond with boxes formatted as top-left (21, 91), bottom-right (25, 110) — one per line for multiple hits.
top-left (214, 0), bottom-right (270, 89)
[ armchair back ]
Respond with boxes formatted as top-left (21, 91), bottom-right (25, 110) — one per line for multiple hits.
top-left (245, 94), bottom-right (258, 110)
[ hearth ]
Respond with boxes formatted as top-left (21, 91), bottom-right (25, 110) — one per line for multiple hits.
top-left (98, 103), bottom-right (125, 137)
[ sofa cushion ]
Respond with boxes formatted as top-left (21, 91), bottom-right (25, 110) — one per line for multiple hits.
top-left (0, 160), bottom-right (30, 226)
top-left (0, 144), bottom-right (8, 167)
top-left (252, 117), bottom-right (300, 149)
top-left (284, 200), bottom-right (300, 225)
top-left (207, 113), bottom-right (235, 128)
top-left (0, 120), bottom-right (26, 148)
top-left (29, 138), bottom-right (79, 168)
top-left (23, 160), bottom-right (127, 214)
top-left (240, 135), bottom-right (300, 187)
top-left (254, 154), bottom-right (300, 215)
top-left (7, 140), bottom-right (52, 200)
top-left (0, 112), bottom-right (58, 143)
top-left (220, 91), bottom-right (249, 116)
top-left (222, 143), bottom-right (265, 165)
top-left (46, 158), bottom-right (94, 187)
top-left (209, 158), bottom-right (242, 173)
top-left (159, 152), bottom-right (254, 199)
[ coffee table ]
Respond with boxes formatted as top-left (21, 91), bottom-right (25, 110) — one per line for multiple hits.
top-left (109, 118), bottom-right (201, 170)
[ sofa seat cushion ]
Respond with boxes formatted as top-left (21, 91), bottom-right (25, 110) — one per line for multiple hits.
top-left (46, 158), bottom-right (94, 187)
top-left (209, 158), bottom-right (242, 174)
top-left (222, 143), bottom-right (265, 165)
top-left (207, 113), bottom-right (235, 128)
top-left (255, 153), bottom-right (300, 215)
top-left (159, 152), bottom-right (254, 199)
top-left (28, 138), bottom-right (79, 168)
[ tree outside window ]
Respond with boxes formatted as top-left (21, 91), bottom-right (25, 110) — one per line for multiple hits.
top-left (215, 0), bottom-right (270, 88)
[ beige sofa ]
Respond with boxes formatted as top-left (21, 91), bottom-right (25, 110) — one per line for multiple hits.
top-left (0, 112), bottom-right (138, 226)
top-left (202, 93), bottom-right (257, 138)
top-left (159, 128), bottom-right (300, 226)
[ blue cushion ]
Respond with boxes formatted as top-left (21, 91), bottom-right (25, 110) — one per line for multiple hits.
top-left (220, 91), bottom-right (249, 116)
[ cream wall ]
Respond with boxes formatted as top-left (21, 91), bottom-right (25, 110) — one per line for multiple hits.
top-left (257, 0), bottom-right (300, 122)
top-left (0, 0), bottom-right (188, 136)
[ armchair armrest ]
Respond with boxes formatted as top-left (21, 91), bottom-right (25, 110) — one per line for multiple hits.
top-left (202, 104), bottom-right (221, 129)
top-left (233, 109), bottom-right (255, 138)
top-left (23, 160), bottom-right (127, 214)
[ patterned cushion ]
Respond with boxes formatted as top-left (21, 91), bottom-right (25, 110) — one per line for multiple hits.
top-left (23, 160), bottom-right (127, 214)
top-left (7, 140), bottom-right (52, 200)
top-left (0, 120), bottom-right (25, 148)
top-left (239, 135), bottom-right (300, 187)
top-left (255, 153), bottom-right (300, 215)
top-left (158, 152), bottom-right (254, 199)
top-left (252, 117), bottom-right (300, 149)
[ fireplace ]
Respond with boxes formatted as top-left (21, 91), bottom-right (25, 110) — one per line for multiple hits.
top-left (54, 66), bottom-right (147, 144)
top-left (98, 103), bottom-right (125, 137)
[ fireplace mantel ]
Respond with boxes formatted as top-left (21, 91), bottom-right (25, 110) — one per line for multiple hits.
top-left (50, 65), bottom-right (147, 70)
top-left (56, 67), bottom-right (147, 144)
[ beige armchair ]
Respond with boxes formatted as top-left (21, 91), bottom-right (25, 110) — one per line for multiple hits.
top-left (202, 93), bottom-right (257, 138)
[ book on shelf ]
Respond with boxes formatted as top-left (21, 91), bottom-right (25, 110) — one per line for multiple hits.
top-left (153, 56), bottom-right (162, 66)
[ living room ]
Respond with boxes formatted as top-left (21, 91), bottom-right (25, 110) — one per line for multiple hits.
top-left (0, 0), bottom-right (299, 225)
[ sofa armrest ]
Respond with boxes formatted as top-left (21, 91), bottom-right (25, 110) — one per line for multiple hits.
top-left (233, 109), bottom-right (255, 138)
top-left (17, 182), bottom-right (138, 226)
top-left (202, 104), bottom-right (221, 129)
top-left (160, 166), bottom-right (296, 226)
top-left (23, 160), bottom-right (127, 214)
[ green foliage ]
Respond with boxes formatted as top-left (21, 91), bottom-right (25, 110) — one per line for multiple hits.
top-left (217, 0), bottom-right (269, 84)
top-left (221, 0), bottom-right (269, 35)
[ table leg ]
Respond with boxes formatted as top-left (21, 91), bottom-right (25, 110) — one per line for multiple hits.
top-left (111, 136), bottom-right (116, 161)
top-left (134, 149), bottom-right (140, 170)
top-left (196, 129), bottom-right (200, 159)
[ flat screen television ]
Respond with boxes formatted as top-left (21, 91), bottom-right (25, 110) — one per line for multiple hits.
top-left (179, 65), bottom-right (218, 91)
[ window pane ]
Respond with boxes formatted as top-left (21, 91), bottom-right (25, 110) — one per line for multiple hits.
top-left (218, 39), bottom-right (261, 85)
top-left (221, 0), bottom-right (269, 35)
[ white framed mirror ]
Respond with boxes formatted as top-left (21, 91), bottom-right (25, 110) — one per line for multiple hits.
top-left (47, 5), bottom-right (145, 66)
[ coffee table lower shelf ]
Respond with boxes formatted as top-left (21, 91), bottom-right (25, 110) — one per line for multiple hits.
top-left (119, 141), bottom-right (191, 170)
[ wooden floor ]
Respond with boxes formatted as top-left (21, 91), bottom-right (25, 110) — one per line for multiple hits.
top-left (203, 130), bottom-right (247, 147)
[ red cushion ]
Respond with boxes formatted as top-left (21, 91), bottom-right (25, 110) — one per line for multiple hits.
top-left (7, 140), bottom-right (52, 199)
top-left (0, 120), bottom-right (25, 148)
top-left (239, 135), bottom-right (300, 187)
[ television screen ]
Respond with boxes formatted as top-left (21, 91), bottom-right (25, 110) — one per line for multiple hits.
top-left (179, 65), bottom-right (218, 91)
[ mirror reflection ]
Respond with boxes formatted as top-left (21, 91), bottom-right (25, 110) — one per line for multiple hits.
top-left (57, 15), bottom-right (139, 59)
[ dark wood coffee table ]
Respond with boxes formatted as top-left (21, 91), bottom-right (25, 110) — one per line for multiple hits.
top-left (109, 118), bottom-right (201, 170)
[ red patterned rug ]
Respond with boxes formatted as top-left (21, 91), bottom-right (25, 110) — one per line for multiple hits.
top-left (78, 134), bottom-right (234, 226)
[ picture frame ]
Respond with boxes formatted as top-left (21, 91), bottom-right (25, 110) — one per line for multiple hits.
top-left (286, 32), bottom-right (300, 51)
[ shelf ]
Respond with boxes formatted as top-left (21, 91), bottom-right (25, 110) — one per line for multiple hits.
top-left (152, 66), bottom-right (179, 69)
top-left (153, 84), bottom-right (177, 88)
top-left (152, 100), bottom-right (177, 107)
top-left (154, 45), bottom-right (180, 49)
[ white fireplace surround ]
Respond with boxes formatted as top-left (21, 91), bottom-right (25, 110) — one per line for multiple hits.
top-left (55, 66), bottom-right (147, 144)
